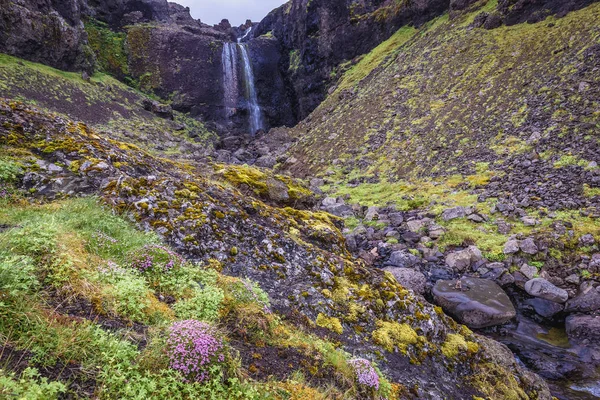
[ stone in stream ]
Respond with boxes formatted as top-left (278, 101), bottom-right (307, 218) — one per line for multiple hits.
top-left (566, 314), bottom-right (600, 345)
top-left (525, 278), bottom-right (569, 304)
top-left (384, 267), bottom-right (427, 295)
top-left (432, 277), bottom-right (516, 328)
top-left (524, 298), bottom-right (564, 319)
top-left (565, 286), bottom-right (600, 313)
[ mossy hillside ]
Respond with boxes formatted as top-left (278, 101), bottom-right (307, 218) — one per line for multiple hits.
top-left (0, 54), bottom-right (217, 158)
top-left (0, 195), bottom-right (405, 399)
top-left (285, 2), bottom-right (600, 182)
top-left (0, 101), bottom-right (543, 398)
top-left (85, 19), bottom-right (130, 80)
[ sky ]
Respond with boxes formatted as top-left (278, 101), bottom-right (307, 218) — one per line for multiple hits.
top-left (175, 0), bottom-right (288, 26)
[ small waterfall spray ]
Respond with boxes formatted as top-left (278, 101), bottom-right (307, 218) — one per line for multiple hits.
top-left (221, 27), bottom-right (265, 134)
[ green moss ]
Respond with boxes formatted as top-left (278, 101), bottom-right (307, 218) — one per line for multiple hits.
top-left (316, 313), bottom-right (343, 334)
top-left (470, 363), bottom-right (528, 400)
top-left (441, 333), bottom-right (478, 358)
top-left (372, 320), bottom-right (418, 353)
top-left (85, 19), bottom-right (129, 78)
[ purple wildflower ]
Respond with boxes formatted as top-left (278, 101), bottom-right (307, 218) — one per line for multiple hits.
top-left (92, 231), bottom-right (118, 248)
top-left (130, 244), bottom-right (184, 273)
top-left (349, 358), bottom-right (379, 390)
top-left (166, 320), bottom-right (226, 383)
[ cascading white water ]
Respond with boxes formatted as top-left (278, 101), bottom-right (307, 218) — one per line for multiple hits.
top-left (221, 27), bottom-right (265, 134)
top-left (221, 43), bottom-right (239, 118)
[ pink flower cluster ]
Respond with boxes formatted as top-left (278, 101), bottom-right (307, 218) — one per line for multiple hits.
top-left (349, 358), bottom-right (379, 390)
top-left (166, 320), bottom-right (226, 383)
top-left (131, 244), bottom-right (184, 273)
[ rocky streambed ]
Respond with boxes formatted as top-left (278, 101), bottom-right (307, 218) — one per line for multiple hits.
top-left (321, 196), bottom-right (600, 399)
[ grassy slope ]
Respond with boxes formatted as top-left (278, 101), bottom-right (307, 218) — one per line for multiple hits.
top-left (284, 2), bottom-right (600, 263)
top-left (287, 1), bottom-right (600, 179)
top-left (0, 54), bottom-right (216, 158)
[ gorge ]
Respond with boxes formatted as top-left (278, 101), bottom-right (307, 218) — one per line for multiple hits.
top-left (0, 0), bottom-right (599, 399)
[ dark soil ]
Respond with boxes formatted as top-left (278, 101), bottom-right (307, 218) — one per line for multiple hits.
top-left (0, 345), bottom-right (97, 399)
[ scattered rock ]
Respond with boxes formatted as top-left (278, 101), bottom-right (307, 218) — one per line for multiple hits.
top-left (525, 278), bottom-right (569, 304)
top-left (432, 278), bottom-right (516, 328)
top-left (579, 234), bottom-right (596, 247)
top-left (364, 206), bottom-right (380, 222)
top-left (386, 250), bottom-right (420, 268)
top-left (442, 206), bottom-right (467, 221)
top-left (520, 264), bottom-right (538, 280)
top-left (504, 239), bottom-right (520, 254)
top-left (520, 238), bottom-right (539, 255)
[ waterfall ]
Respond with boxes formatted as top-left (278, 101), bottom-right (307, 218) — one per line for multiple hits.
top-left (221, 43), bottom-right (238, 118)
top-left (221, 27), bottom-right (265, 134)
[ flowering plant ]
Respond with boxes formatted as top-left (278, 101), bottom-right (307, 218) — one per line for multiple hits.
top-left (130, 244), bottom-right (185, 273)
top-left (166, 320), bottom-right (226, 383)
top-left (349, 358), bottom-right (379, 391)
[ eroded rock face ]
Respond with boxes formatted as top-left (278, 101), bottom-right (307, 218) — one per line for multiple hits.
top-left (0, 0), bottom-right (93, 72)
top-left (566, 314), bottom-right (600, 346)
top-left (254, 0), bottom-right (450, 119)
top-left (433, 278), bottom-right (517, 328)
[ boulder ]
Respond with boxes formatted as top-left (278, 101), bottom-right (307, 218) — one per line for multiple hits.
top-left (520, 264), bottom-right (538, 280)
top-left (524, 298), bottom-right (564, 319)
top-left (579, 234), bottom-right (596, 247)
top-left (566, 314), bottom-right (600, 346)
top-left (386, 250), bottom-right (420, 269)
top-left (519, 238), bottom-right (539, 255)
top-left (565, 286), bottom-right (600, 313)
top-left (524, 278), bottom-right (569, 304)
top-left (384, 267), bottom-right (427, 295)
top-left (445, 246), bottom-right (483, 271)
top-left (433, 278), bottom-right (516, 328)
top-left (364, 206), bottom-right (380, 222)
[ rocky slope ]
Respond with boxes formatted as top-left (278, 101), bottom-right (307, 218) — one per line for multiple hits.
top-left (0, 100), bottom-right (552, 398)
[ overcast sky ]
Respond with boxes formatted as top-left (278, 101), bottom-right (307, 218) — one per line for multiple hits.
top-left (175, 0), bottom-right (288, 26)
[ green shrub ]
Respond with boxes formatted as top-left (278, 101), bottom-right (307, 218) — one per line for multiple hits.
top-left (0, 368), bottom-right (66, 399)
top-left (103, 272), bottom-right (154, 322)
top-left (173, 286), bottom-right (224, 321)
top-left (0, 253), bottom-right (39, 297)
top-left (0, 159), bottom-right (23, 183)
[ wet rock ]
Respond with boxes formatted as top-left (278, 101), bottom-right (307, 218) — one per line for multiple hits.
top-left (384, 267), bottom-right (427, 295)
top-left (525, 278), bottom-right (569, 303)
top-left (385, 250), bottom-right (420, 268)
top-left (566, 314), bottom-right (600, 345)
top-left (445, 246), bottom-right (483, 271)
top-left (433, 278), bottom-right (516, 328)
top-left (442, 206), bottom-right (467, 221)
top-left (524, 298), bottom-right (564, 318)
top-left (565, 286), bottom-right (600, 313)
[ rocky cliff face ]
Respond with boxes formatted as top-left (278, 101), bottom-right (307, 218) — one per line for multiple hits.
top-left (0, 0), bottom-right (93, 72)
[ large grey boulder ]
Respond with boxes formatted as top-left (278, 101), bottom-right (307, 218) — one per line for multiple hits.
top-left (445, 246), bottom-right (483, 271)
top-left (384, 267), bottom-right (427, 295)
top-left (432, 278), bottom-right (516, 328)
top-left (524, 278), bottom-right (569, 304)
top-left (566, 314), bottom-right (600, 346)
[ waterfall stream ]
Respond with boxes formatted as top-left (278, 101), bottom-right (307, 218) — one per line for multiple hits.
top-left (221, 27), bottom-right (265, 134)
